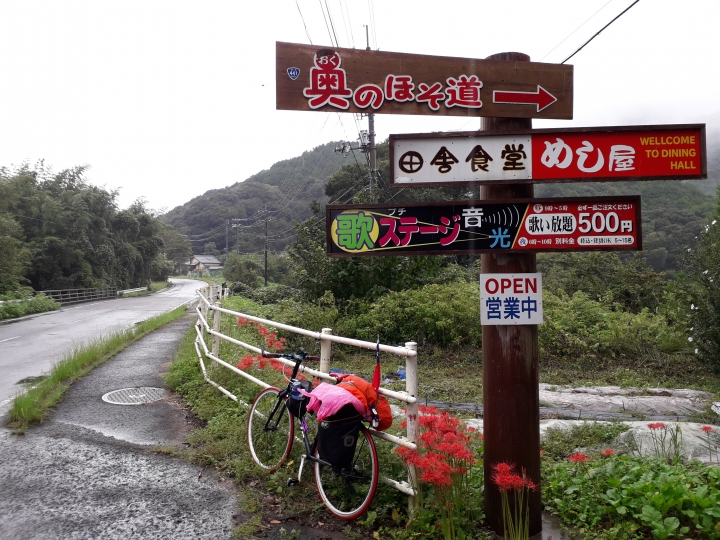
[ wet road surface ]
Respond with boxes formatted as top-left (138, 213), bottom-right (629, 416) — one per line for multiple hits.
top-left (0, 315), bottom-right (239, 540)
top-left (0, 278), bottom-right (205, 408)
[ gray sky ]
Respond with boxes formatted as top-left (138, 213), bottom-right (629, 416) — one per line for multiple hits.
top-left (1, 0), bottom-right (718, 212)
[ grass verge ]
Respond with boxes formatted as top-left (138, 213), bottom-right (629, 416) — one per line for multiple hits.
top-left (7, 305), bottom-right (188, 432)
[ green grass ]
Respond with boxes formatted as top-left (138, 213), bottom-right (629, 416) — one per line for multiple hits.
top-left (7, 305), bottom-right (188, 432)
top-left (120, 280), bottom-right (171, 297)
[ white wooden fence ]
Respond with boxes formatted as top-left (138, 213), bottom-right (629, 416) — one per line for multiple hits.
top-left (193, 285), bottom-right (419, 501)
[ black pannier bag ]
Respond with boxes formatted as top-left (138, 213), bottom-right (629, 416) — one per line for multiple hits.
top-left (286, 380), bottom-right (313, 418)
top-left (317, 404), bottom-right (362, 471)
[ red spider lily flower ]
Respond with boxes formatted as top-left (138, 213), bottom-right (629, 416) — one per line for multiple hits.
top-left (418, 405), bottom-right (439, 414)
top-left (523, 477), bottom-right (538, 491)
top-left (647, 422), bottom-right (666, 430)
top-left (257, 359), bottom-right (267, 369)
top-left (539, 450), bottom-right (545, 455)
top-left (270, 359), bottom-right (283, 371)
top-left (399, 420), bottom-right (407, 429)
top-left (492, 462), bottom-right (515, 475)
top-left (480, 434), bottom-right (484, 440)
top-left (297, 374), bottom-right (307, 381)
top-left (258, 326), bottom-right (268, 337)
top-left (568, 453), bottom-right (588, 463)
top-left (236, 354), bottom-right (255, 370)
top-left (603, 449), bottom-right (615, 457)
top-left (466, 426), bottom-right (477, 432)
top-left (701, 426), bottom-right (714, 433)
top-left (420, 469), bottom-right (453, 487)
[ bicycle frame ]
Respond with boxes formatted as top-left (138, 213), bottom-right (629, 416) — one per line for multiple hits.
top-left (250, 348), bottom-right (380, 519)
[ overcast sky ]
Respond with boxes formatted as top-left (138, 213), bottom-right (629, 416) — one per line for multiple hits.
top-left (1, 0), bottom-right (719, 212)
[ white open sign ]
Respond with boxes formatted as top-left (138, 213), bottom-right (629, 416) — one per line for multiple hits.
top-left (480, 273), bottom-right (543, 326)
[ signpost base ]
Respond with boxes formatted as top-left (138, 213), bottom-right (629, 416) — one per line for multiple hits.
top-left (480, 52), bottom-right (542, 539)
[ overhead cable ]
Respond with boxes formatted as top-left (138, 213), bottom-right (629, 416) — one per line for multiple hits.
top-left (561, 0), bottom-right (641, 64)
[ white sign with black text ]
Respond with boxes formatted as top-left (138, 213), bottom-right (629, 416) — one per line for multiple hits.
top-left (480, 273), bottom-right (543, 325)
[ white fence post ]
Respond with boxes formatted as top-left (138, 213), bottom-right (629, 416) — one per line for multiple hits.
top-left (405, 341), bottom-right (419, 513)
top-left (320, 328), bottom-right (332, 375)
top-left (212, 301), bottom-right (222, 357)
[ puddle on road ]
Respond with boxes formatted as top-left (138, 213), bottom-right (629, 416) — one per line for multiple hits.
top-left (16, 375), bottom-right (48, 385)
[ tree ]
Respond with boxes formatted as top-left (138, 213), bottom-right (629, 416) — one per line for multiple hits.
top-left (223, 253), bottom-right (262, 288)
top-left (203, 242), bottom-right (220, 256)
top-left (1, 163), bottom-right (167, 290)
top-left (685, 188), bottom-right (720, 368)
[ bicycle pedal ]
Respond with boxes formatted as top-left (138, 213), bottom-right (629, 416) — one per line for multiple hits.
top-left (286, 478), bottom-right (300, 487)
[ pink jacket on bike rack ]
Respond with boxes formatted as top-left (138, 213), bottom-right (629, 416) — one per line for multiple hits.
top-left (298, 383), bottom-right (366, 422)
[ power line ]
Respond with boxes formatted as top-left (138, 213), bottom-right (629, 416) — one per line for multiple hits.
top-left (561, 0), bottom-right (641, 64)
top-left (319, 0), bottom-right (337, 47)
top-left (539, 0), bottom-right (614, 62)
top-left (324, 0), bottom-right (341, 48)
top-left (295, 0), bottom-right (313, 44)
top-left (339, 0), bottom-right (354, 48)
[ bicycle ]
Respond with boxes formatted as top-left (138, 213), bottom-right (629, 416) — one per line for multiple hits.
top-left (246, 347), bottom-right (379, 520)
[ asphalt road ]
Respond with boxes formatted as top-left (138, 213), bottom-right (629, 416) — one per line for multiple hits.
top-left (0, 278), bottom-right (206, 409)
top-left (0, 315), bottom-right (239, 540)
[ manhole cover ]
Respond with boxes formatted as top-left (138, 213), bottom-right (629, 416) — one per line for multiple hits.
top-left (102, 387), bottom-right (166, 405)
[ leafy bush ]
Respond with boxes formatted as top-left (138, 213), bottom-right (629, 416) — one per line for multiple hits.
top-left (340, 282), bottom-right (482, 348)
top-left (541, 422), bottom-right (629, 460)
top-left (684, 195), bottom-right (720, 369)
top-left (0, 293), bottom-right (60, 320)
top-left (543, 455), bottom-right (720, 539)
top-left (540, 290), bottom-right (688, 359)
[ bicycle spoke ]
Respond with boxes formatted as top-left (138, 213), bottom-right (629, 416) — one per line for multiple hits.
top-left (247, 387), bottom-right (294, 472)
top-left (314, 425), bottom-right (378, 520)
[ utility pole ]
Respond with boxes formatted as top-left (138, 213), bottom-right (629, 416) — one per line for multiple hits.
top-left (366, 25), bottom-right (377, 194)
top-left (264, 205), bottom-right (268, 287)
top-left (225, 219), bottom-right (229, 254)
top-left (333, 27), bottom-right (377, 197)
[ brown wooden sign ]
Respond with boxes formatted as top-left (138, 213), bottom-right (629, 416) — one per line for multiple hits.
top-left (276, 42), bottom-right (573, 120)
top-left (389, 124), bottom-right (707, 187)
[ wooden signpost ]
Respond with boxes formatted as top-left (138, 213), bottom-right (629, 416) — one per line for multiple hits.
top-left (276, 41), bottom-right (573, 119)
top-left (276, 40), bottom-right (706, 539)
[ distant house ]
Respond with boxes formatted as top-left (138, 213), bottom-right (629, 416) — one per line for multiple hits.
top-left (185, 255), bottom-right (224, 277)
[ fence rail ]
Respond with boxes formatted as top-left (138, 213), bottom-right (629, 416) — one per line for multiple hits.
top-left (193, 285), bottom-right (419, 501)
top-left (41, 287), bottom-right (118, 305)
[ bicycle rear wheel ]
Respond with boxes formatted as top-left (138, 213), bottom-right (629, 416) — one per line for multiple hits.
top-left (313, 425), bottom-right (379, 520)
top-left (247, 387), bottom-right (294, 472)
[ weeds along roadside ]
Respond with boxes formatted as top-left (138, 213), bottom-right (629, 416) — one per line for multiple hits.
top-left (165, 317), bottom-right (420, 538)
top-left (7, 305), bottom-right (188, 432)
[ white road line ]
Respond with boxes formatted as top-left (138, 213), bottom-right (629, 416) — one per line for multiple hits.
top-left (0, 336), bottom-right (20, 343)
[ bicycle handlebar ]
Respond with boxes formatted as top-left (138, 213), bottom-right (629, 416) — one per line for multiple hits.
top-left (260, 346), bottom-right (319, 362)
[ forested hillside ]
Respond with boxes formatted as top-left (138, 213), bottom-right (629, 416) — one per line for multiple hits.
top-left (162, 141), bottom-right (351, 255)
top-left (162, 134), bottom-right (719, 272)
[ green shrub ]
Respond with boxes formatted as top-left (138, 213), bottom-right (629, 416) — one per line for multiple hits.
top-left (0, 293), bottom-right (60, 320)
top-left (540, 290), bottom-right (687, 359)
top-left (340, 282), bottom-right (482, 348)
top-left (543, 455), bottom-right (720, 539)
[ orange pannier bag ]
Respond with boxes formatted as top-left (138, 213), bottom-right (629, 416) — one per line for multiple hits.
top-left (336, 374), bottom-right (393, 431)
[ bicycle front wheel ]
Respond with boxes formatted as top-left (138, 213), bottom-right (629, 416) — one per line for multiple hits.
top-left (247, 387), bottom-right (294, 472)
top-left (313, 425), bottom-right (379, 520)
